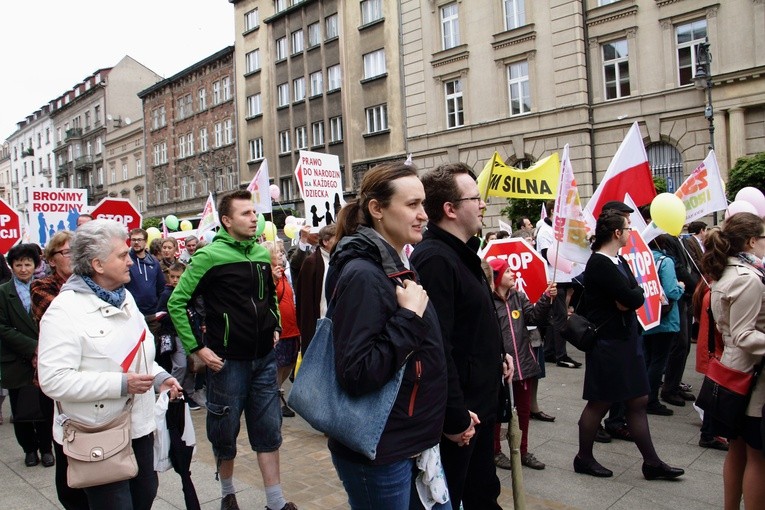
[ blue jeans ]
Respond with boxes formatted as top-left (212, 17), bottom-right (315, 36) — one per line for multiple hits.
top-left (332, 454), bottom-right (452, 510)
top-left (205, 351), bottom-right (282, 459)
top-left (82, 433), bottom-right (157, 510)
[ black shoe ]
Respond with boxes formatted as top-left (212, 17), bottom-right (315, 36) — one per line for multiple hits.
top-left (699, 437), bottom-right (729, 451)
top-left (521, 452), bottom-right (545, 470)
top-left (642, 461), bottom-right (684, 480)
top-left (221, 493), bottom-right (240, 510)
top-left (679, 382), bottom-right (693, 392)
top-left (187, 398), bottom-right (202, 411)
top-left (661, 393), bottom-right (686, 407)
top-left (606, 425), bottom-right (634, 442)
top-left (594, 426), bottom-right (612, 443)
top-left (678, 390), bottom-right (696, 402)
top-left (556, 355), bottom-right (582, 368)
top-left (267, 504), bottom-right (298, 510)
top-left (574, 455), bottom-right (613, 477)
top-left (530, 411), bottom-right (556, 422)
top-left (282, 405), bottom-right (295, 418)
top-left (41, 452), bottom-right (55, 467)
top-left (24, 452), bottom-right (39, 467)
top-left (646, 403), bottom-right (674, 416)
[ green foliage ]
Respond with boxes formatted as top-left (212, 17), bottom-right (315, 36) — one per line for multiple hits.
top-left (726, 152), bottom-right (765, 201)
top-left (142, 217), bottom-right (162, 229)
top-left (499, 198), bottom-right (545, 227)
top-left (653, 176), bottom-right (667, 194)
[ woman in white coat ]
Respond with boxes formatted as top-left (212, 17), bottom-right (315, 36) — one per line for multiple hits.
top-left (38, 219), bottom-right (181, 510)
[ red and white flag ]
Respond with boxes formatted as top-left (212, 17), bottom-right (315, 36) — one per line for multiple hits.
top-left (540, 202), bottom-right (548, 221)
top-left (248, 159), bottom-right (272, 214)
top-left (197, 193), bottom-right (219, 235)
top-left (103, 329), bottom-right (147, 373)
top-left (585, 122), bottom-right (656, 225)
top-left (552, 145), bottom-right (591, 265)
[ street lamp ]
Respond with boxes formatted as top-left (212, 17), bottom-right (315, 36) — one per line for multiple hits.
top-left (693, 38), bottom-right (714, 151)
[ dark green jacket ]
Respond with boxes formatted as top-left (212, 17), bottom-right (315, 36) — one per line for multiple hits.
top-left (0, 279), bottom-right (39, 389)
top-left (168, 228), bottom-right (280, 360)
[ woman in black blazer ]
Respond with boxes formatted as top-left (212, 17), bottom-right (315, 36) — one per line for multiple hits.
top-left (574, 210), bottom-right (683, 481)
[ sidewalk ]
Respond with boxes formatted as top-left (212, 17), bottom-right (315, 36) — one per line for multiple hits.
top-left (0, 347), bottom-right (725, 509)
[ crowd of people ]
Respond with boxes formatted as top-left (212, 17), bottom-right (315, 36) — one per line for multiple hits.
top-left (0, 162), bottom-right (762, 510)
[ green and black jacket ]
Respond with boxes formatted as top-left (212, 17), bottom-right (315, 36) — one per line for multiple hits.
top-left (168, 228), bottom-right (281, 360)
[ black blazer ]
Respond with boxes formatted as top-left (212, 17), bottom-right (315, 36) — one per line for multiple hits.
top-left (0, 280), bottom-right (39, 388)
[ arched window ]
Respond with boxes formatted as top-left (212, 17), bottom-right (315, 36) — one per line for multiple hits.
top-left (647, 142), bottom-right (683, 193)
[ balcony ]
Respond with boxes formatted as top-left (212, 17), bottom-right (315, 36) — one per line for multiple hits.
top-left (74, 155), bottom-right (94, 170)
top-left (65, 128), bottom-right (83, 141)
top-left (21, 147), bottom-right (34, 158)
top-left (39, 166), bottom-right (51, 176)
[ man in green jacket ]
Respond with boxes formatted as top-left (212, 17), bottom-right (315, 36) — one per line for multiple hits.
top-left (169, 190), bottom-right (295, 510)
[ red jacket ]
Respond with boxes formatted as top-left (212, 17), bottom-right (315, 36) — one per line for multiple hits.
top-left (694, 283), bottom-right (723, 374)
top-left (276, 276), bottom-right (299, 339)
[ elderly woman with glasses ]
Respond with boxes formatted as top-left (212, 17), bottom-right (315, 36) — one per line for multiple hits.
top-left (38, 220), bottom-right (181, 510)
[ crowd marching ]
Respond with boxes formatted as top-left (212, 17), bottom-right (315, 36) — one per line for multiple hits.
top-left (0, 160), bottom-right (763, 510)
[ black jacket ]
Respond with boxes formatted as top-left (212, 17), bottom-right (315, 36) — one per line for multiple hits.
top-left (410, 222), bottom-right (504, 434)
top-left (327, 226), bottom-right (447, 465)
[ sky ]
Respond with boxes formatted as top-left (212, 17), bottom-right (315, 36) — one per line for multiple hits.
top-left (1, 1), bottom-right (235, 140)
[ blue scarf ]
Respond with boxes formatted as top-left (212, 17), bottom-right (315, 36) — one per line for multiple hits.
top-left (81, 275), bottom-right (126, 308)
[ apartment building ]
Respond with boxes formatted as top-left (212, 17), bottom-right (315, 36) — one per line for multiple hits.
top-left (400, 0), bottom-right (764, 224)
top-left (230, 0), bottom-right (408, 213)
top-left (104, 118), bottom-right (148, 213)
top-left (50, 56), bottom-right (162, 209)
top-left (138, 47), bottom-right (239, 219)
top-left (0, 143), bottom-right (11, 205)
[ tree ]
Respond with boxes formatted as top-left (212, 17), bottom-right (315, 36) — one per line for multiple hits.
top-left (499, 198), bottom-right (546, 227)
top-left (726, 152), bottom-right (765, 201)
top-left (142, 217), bottom-right (162, 230)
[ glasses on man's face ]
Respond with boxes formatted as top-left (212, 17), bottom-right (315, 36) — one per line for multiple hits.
top-left (130, 238), bottom-right (146, 243)
top-left (54, 249), bottom-right (72, 257)
top-left (453, 195), bottom-right (482, 204)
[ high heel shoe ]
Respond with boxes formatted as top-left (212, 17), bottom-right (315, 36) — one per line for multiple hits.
top-left (573, 455), bottom-right (613, 477)
top-left (642, 461), bottom-right (684, 480)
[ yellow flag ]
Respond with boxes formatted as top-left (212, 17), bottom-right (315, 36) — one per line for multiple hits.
top-left (478, 152), bottom-right (559, 199)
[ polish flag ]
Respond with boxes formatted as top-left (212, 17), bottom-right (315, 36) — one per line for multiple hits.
top-left (248, 159), bottom-right (272, 214)
top-left (104, 329), bottom-right (148, 373)
top-left (584, 122), bottom-right (656, 225)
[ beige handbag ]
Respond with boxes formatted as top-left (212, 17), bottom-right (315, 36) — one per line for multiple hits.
top-left (59, 342), bottom-right (146, 489)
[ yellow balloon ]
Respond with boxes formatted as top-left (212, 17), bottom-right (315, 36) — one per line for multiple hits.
top-left (284, 223), bottom-right (298, 240)
top-left (180, 220), bottom-right (193, 231)
top-left (263, 221), bottom-right (277, 241)
top-left (145, 227), bottom-right (161, 245)
top-left (650, 193), bottom-right (686, 235)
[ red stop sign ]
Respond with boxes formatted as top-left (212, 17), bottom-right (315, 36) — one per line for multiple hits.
top-left (0, 198), bottom-right (21, 254)
top-left (91, 198), bottom-right (142, 233)
top-left (480, 238), bottom-right (549, 303)
top-left (620, 231), bottom-right (663, 331)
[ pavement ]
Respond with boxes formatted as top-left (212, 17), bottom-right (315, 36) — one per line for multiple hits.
top-left (0, 346), bottom-right (727, 509)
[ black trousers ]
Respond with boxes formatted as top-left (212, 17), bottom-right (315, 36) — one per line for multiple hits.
top-left (53, 441), bottom-right (89, 510)
top-left (8, 387), bottom-right (54, 454)
top-left (440, 419), bottom-right (501, 510)
top-left (544, 283), bottom-right (572, 361)
top-left (662, 298), bottom-right (691, 394)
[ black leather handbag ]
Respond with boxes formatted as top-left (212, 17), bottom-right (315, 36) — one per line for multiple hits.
top-left (560, 313), bottom-right (597, 352)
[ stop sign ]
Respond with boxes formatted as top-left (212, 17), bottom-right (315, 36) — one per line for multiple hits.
top-left (90, 198), bottom-right (142, 233)
top-left (480, 238), bottom-right (549, 303)
top-left (620, 231), bottom-right (663, 331)
top-left (0, 198), bottom-right (21, 254)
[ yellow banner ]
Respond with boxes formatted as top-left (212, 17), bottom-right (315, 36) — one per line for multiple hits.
top-left (477, 152), bottom-right (559, 199)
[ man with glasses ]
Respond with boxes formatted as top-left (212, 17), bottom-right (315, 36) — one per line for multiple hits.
top-left (125, 228), bottom-right (166, 336)
top-left (411, 163), bottom-right (511, 510)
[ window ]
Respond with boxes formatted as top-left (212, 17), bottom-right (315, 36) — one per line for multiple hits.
top-left (361, 0), bottom-right (383, 24)
top-left (181, 176), bottom-right (189, 200)
top-left (279, 130), bottom-right (291, 154)
top-left (276, 37), bottom-right (287, 60)
top-left (603, 39), bottom-right (630, 99)
top-left (179, 135), bottom-right (187, 158)
top-left (330, 116), bottom-right (343, 142)
top-left (295, 126), bottom-right (307, 149)
top-left (293, 77), bottom-right (306, 101)
top-left (291, 29), bottom-right (304, 54)
top-left (504, 0), bottom-right (525, 31)
top-left (277, 83), bottom-right (290, 107)
top-left (445, 79), bottom-right (464, 128)
top-left (160, 142), bottom-right (167, 164)
top-left (441, 3), bottom-right (460, 50)
top-left (222, 77), bottom-right (231, 101)
top-left (213, 81), bottom-right (221, 104)
top-left (247, 94), bottom-right (262, 117)
top-left (98, 167), bottom-right (104, 185)
top-left (365, 104), bottom-right (388, 133)
top-left (647, 142), bottom-right (684, 193)
top-left (310, 71), bottom-right (323, 96)
top-left (308, 22), bottom-right (321, 47)
top-left (325, 14), bottom-right (339, 39)
top-left (200, 127), bottom-right (208, 152)
top-left (153, 143), bottom-right (161, 166)
top-left (597, 0), bottom-right (619, 5)
top-left (224, 119), bottom-right (233, 145)
top-left (363, 49), bottom-right (386, 79)
top-left (110, 166), bottom-right (116, 184)
top-left (280, 177), bottom-right (294, 201)
top-left (245, 50), bottom-right (261, 73)
top-left (312, 121), bottom-right (325, 146)
top-left (151, 106), bottom-right (167, 129)
top-left (198, 88), bottom-right (207, 110)
top-left (249, 138), bottom-right (264, 161)
top-left (177, 94), bottom-right (193, 119)
top-left (187, 133), bottom-right (194, 156)
top-left (214, 122), bottom-right (223, 147)
top-left (122, 162), bottom-right (128, 181)
top-left (275, 0), bottom-right (287, 12)
top-left (244, 8), bottom-right (259, 31)
top-left (507, 61), bottom-right (531, 115)
top-left (328, 65), bottom-right (341, 90)
top-left (137, 193), bottom-right (143, 211)
top-left (136, 159), bottom-right (142, 176)
top-left (676, 20), bottom-right (707, 86)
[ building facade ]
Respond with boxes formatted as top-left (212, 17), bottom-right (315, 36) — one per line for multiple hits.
top-left (400, 0), bottom-right (765, 226)
top-left (230, 0), bottom-right (408, 214)
top-left (0, 143), bottom-right (11, 205)
top-left (104, 119), bottom-right (147, 213)
top-left (139, 47), bottom-right (239, 219)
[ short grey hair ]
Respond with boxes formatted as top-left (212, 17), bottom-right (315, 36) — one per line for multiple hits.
top-left (71, 219), bottom-right (129, 276)
top-left (184, 235), bottom-right (198, 243)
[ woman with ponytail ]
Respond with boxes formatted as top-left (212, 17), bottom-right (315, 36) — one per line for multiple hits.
top-left (701, 212), bottom-right (765, 510)
top-left (326, 162), bottom-right (451, 509)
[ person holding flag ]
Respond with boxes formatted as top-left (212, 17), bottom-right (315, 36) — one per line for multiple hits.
top-left (38, 219), bottom-right (182, 509)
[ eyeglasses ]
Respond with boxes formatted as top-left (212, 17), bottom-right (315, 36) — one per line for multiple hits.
top-left (617, 227), bottom-right (633, 233)
top-left (130, 238), bottom-right (146, 243)
top-left (53, 249), bottom-right (72, 257)
top-left (453, 195), bottom-right (482, 203)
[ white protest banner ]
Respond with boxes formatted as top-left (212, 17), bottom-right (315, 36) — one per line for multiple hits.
top-left (675, 150), bottom-right (728, 223)
top-left (295, 150), bottom-right (346, 228)
top-left (29, 188), bottom-right (88, 246)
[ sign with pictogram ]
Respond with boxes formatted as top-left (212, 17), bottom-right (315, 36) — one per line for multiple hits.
top-left (91, 198), bottom-right (142, 232)
top-left (0, 198), bottom-right (21, 254)
top-left (480, 238), bottom-right (549, 303)
top-left (620, 231), bottom-right (663, 331)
